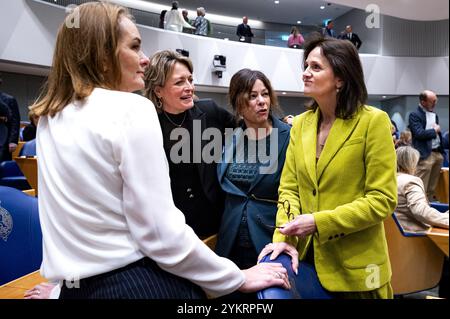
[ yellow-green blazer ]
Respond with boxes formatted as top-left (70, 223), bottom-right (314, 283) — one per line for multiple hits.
top-left (273, 105), bottom-right (397, 292)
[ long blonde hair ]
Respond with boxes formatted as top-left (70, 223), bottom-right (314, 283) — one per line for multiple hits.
top-left (396, 146), bottom-right (420, 175)
top-left (30, 2), bottom-right (131, 117)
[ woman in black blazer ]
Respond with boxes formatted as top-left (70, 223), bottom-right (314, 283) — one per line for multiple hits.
top-left (144, 50), bottom-right (235, 239)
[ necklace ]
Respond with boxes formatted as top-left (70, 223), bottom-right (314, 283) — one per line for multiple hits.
top-left (163, 110), bottom-right (187, 128)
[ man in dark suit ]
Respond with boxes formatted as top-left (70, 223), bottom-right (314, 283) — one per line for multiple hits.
top-left (0, 98), bottom-right (9, 159)
top-left (409, 90), bottom-right (445, 200)
top-left (321, 20), bottom-right (336, 38)
top-left (344, 25), bottom-right (362, 50)
top-left (236, 16), bottom-right (254, 43)
top-left (0, 77), bottom-right (20, 162)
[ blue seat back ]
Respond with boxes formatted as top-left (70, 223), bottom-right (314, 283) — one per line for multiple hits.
top-left (0, 161), bottom-right (24, 178)
top-left (0, 186), bottom-right (42, 285)
top-left (19, 139), bottom-right (36, 157)
top-left (257, 253), bottom-right (333, 299)
top-left (430, 201), bottom-right (449, 213)
top-left (0, 161), bottom-right (30, 190)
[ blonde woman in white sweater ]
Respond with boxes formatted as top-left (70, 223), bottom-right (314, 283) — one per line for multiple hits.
top-left (395, 146), bottom-right (448, 233)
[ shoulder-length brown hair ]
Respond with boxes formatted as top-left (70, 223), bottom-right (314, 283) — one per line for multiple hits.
top-left (228, 68), bottom-right (280, 120)
top-left (143, 50), bottom-right (193, 113)
top-left (303, 36), bottom-right (367, 119)
top-left (30, 2), bottom-right (131, 117)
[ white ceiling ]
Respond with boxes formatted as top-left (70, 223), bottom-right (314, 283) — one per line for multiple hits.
top-left (329, 0), bottom-right (449, 21)
top-left (144, 0), bottom-right (449, 25)
top-left (144, 0), bottom-right (354, 25)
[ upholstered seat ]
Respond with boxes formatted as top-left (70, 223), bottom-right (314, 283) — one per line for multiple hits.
top-left (384, 214), bottom-right (445, 295)
top-left (0, 186), bottom-right (42, 285)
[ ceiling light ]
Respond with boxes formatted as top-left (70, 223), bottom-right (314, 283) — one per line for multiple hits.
top-left (297, 20), bottom-right (302, 24)
top-left (282, 92), bottom-right (287, 95)
top-left (382, 96), bottom-right (387, 99)
top-left (320, 5), bottom-right (325, 9)
top-left (274, 1), bottom-right (280, 4)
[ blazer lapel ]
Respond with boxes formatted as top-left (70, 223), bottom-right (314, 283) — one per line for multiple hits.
top-left (316, 113), bottom-right (359, 182)
top-left (189, 105), bottom-right (208, 184)
top-left (302, 110), bottom-right (319, 187)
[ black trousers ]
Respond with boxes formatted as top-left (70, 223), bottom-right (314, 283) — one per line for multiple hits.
top-left (59, 257), bottom-right (205, 299)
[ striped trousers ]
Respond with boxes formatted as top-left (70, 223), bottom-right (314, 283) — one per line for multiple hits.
top-left (59, 257), bottom-right (205, 299)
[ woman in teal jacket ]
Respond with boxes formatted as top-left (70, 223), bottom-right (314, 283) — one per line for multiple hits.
top-left (215, 69), bottom-right (290, 271)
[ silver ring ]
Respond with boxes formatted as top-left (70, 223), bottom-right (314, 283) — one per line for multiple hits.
top-left (275, 272), bottom-right (282, 279)
top-left (35, 290), bottom-right (40, 295)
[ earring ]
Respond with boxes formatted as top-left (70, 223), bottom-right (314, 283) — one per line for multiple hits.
top-left (156, 97), bottom-right (163, 109)
top-left (336, 88), bottom-right (340, 93)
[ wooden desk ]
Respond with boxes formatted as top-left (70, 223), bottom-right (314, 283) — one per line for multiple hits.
top-left (427, 227), bottom-right (449, 257)
top-left (12, 141), bottom-right (25, 159)
top-left (14, 157), bottom-right (38, 196)
top-left (0, 271), bottom-right (47, 299)
top-left (435, 167), bottom-right (449, 204)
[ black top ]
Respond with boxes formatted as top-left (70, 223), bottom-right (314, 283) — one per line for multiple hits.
top-left (157, 100), bottom-right (235, 238)
top-left (22, 123), bottom-right (37, 142)
top-left (0, 92), bottom-right (20, 161)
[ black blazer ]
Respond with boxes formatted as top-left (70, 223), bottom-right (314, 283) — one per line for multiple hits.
top-left (236, 23), bottom-right (254, 42)
top-left (158, 99), bottom-right (235, 236)
top-left (409, 106), bottom-right (444, 159)
top-left (189, 99), bottom-right (235, 206)
top-left (345, 33), bottom-right (362, 49)
top-left (0, 92), bottom-right (20, 161)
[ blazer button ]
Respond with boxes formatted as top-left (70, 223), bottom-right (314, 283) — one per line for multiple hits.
top-left (328, 236), bottom-right (333, 241)
top-left (312, 189), bottom-right (316, 196)
top-left (334, 234), bottom-right (339, 238)
top-left (189, 194), bottom-right (194, 199)
top-left (340, 233), bottom-right (345, 237)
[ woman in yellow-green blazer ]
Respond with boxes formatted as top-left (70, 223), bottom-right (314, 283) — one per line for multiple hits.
top-left (259, 37), bottom-right (397, 298)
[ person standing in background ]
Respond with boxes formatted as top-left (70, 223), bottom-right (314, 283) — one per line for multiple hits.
top-left (0, 77), bottom-right (20, 161)
top-left (164, 1), bottom-right (194, 33)
top-left (159, 10), bottom-right (167, 29)
top-left (408, 90), bottom-right (445, 201)
top-left (287, 26), bottom-right (304, 49)
top-left (343, 25), bottom-right (362, 50)
top-left (181, 9), bottom-right (193, 34)
top-left (236, 16), bottom-right (254, 43)
top-left (321, 20), bottom-right (336, 38)
top-left (0, 97), bottom-right (9, 159)
top-left (193, 7), bottom-right (208, 36)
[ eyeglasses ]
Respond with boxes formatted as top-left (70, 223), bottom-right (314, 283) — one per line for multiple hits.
top-left (251, 194), bottom-right (294, 231)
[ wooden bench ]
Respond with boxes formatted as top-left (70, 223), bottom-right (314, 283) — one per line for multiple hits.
top-left (0, 271), bottom-right (47, 299)
top-left (384, 214), bottom-right (445, 295)
top-left (14, 157), bottom-right (38, 196)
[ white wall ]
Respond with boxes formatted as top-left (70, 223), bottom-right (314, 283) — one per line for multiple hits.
top-left (1, 0), bottom-right (449, 96)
